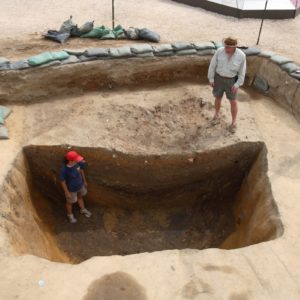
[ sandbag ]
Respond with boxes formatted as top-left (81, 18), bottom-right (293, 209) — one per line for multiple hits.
top-left (253, 75), bottom-right (269, 93)
top-left (79, 21), bottom-right (94, 34)
top-left (59, 16), bottom-right (75, 33)
top-left (0, 57), bottom-right (10, 70)
top-left (131, 44), bottom-right (153, 54)
top-left (192, 42), bottom-right (215, 50)
top-left (51, 51), bottom-right (69, 61)
top-left (241, 47), bottom-right (261, 56)
top-left (290, 71), bottom-right (300, 80)
top-left (0, 126), bottom-right (9, 139)
top-left (258, 51), bottom-right (275, 58)
top-left (10, 60), bottom-right (30, 70)
top-left (270, 55), bottom-right (293, 65)
top-left (78, 55), bottom-right (99, 62)
top-left (176, 49), bottom-right (197, 56)
top-left (125, 27), bottom-right (140, 40)
top-left (113, 25), bottom-right (125, 38)
top-left (280, 62), bottom-right (299, 73)
top-left (100, 31), bottom-right (116, 40)
top-left (0, 106), bottom-right (11, 119)
top-left (197, 49), bottom-right (216, 56)
top-left (138, 28), bottom-right (160, 43)
top-left (61, 55), bottom-right (80, 65)
top-left (70, 25), bottom-right (82, 37)
top-left (37, 60), bottom-right (61, 68)
top-left (154, 51), bottom-right (174, 57)
top-left (85, 48), bottom-right (110, 57)
top-left (28, 51), bottom-right (69, 66)
top-left (116, 32), bottom-right (127, 40)
top-left (212, 41), bottom-right (223, 49)
top-left (64, 49), bottom-right (86, 56)
top-left (109, 46), bottom-right (133, 58)
top-left (172, 42), bottom-right (194, 51)
top-left (28, 52), bottom-right (53, 66)
top-left (82, 26), bottom-right (109, 38)
top-left (136, 52), bottom-right (154, 58)
top-left (152, 44), bottom-right (173, 53)
top-left (0, 116), bottom-right (3, 125)
top-left (44, 30), bottom-right (70, 44)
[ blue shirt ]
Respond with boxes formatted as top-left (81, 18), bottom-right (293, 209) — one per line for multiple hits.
top-left (60, 163), bottom-right (83, 192)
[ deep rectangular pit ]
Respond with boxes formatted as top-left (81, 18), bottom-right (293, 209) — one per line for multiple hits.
top-left (1, 142), bottom-right (283, 263)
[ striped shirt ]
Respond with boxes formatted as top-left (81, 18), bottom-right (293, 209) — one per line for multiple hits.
top-left (208, 47), bottom-right (246, 88)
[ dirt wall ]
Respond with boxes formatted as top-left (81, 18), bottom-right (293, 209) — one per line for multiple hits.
top-left (222, 145), bottom-right (284, 249)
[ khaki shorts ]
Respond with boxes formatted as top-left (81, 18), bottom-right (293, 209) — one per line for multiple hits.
top-left (66, 186), bottom-right (87, 204)
top-left (213, 73), bottom-right (237, 101)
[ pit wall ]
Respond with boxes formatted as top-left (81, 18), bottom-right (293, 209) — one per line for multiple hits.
top-left (0, 142), bottom-right (283, 262)
top-left (23, 143), bottom-right (261, 209)
top-left (0, 152), bottom-right (69, 262)
top-left (222, 145), bottom-right (284, 249)
top-left (0, 43), bottom-right (299, 123)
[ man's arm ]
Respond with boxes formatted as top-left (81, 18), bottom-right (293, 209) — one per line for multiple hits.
top-left (233, 57), bottom-right (246, 89)
top-left (61, 180), bottom-right (71, 198)
top-left (208, 51), bottom-right (218, 86)
top-left (80, 169), bottom-right (87, 187)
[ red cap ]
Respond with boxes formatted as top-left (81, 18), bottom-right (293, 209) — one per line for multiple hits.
top-left (65, 151), bottom-right (84, 162)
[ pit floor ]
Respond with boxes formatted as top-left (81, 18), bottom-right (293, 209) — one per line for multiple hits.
top-left (1, 82), bottom-right (300, 299)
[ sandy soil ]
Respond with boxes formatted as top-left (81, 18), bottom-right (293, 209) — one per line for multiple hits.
top-left (0, 0), bottom-right (300, 62)
top-left (23, 83), bottom-right (257, 153)
top-left (1, 1), bottom-right (300, 300)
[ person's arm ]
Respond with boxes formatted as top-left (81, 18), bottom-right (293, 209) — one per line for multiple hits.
top-left (61, 180), bottom-right (71, 198)
top-left (233, 56), bottom-right (246, 89)
top-left (208, 51), bottom-right (218, 86)
top-left (80, 169), bottom-right (88, 187)
top-left (60, 167), bottom-right (71, 197)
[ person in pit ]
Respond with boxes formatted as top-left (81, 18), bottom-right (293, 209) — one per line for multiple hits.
top-left (207, 37), bottom-right (246, 133)
top-left (60, 150), bottom-right (92, 223)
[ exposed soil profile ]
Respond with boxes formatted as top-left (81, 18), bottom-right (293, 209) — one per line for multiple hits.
top-left (1, 141), bottom-right (283, 263)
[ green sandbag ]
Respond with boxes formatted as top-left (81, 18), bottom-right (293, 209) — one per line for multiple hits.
top-left (51, 51), bottom-right (69, 60)
top-left (28, 51), bottom-right (69, 66)
top-left (113, 24), bottom-right (124, 37)
top-left (82, 26), bottom-right (109, 38)
top-left (0, 115), bottom-right (4, 125)
top-left (100, 31), bottom-right (116, 40)
top-left (28, 52), bottom-right (53, 66)
top-left (0, 105), bottom-right (11, 119)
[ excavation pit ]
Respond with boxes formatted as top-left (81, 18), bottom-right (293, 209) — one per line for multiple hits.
top-left (2, 142), bottom-right (283, 264)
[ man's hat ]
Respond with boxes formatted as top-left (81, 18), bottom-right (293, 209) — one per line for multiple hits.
top-left (65, 151), bottom-right (84, 162)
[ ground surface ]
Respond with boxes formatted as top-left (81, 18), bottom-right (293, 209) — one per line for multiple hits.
top-left (0, 1), bottom-right (300, 299)
top-left (0, 0), bottom-right (300, 62)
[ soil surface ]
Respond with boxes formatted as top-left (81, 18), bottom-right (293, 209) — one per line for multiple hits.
top-left (0, 1), bottom-right (300, 300)
top-left (0, 0), bottom-right (300, 63)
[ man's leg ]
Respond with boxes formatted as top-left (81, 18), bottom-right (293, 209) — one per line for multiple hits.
top-left (66, 202), bottom-right (73, 214)
top-left (77, 196), bottom-right (85, 210)
top-left (229, 99), bottom-right (238, 126)
top-left (78, 187), bottom-right (92, 218)
top-left (214, 97), bottom-right (222, 119)
top-left (66, 198), bottom-right (77, 223)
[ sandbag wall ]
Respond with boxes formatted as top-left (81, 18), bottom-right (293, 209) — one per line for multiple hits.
top-left (0, 42), bottom-right (300, 121)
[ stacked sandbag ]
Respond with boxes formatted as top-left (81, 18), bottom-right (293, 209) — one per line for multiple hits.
top-left (0, 106), bottom-right (11, 140)
top-left (28, 51), bottom-right (69, 66)
top-left (152, 44), bottom-right (174, 57)
top-left (0, 57), bottom-right (10, 70)
top-left (172, 43), bottom-right (197, 56)
top-left (130, 44), bottom-right (154, 57)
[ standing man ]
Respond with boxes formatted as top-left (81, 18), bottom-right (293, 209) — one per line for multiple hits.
top-left (208, 37), bottom-right (246, 133)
